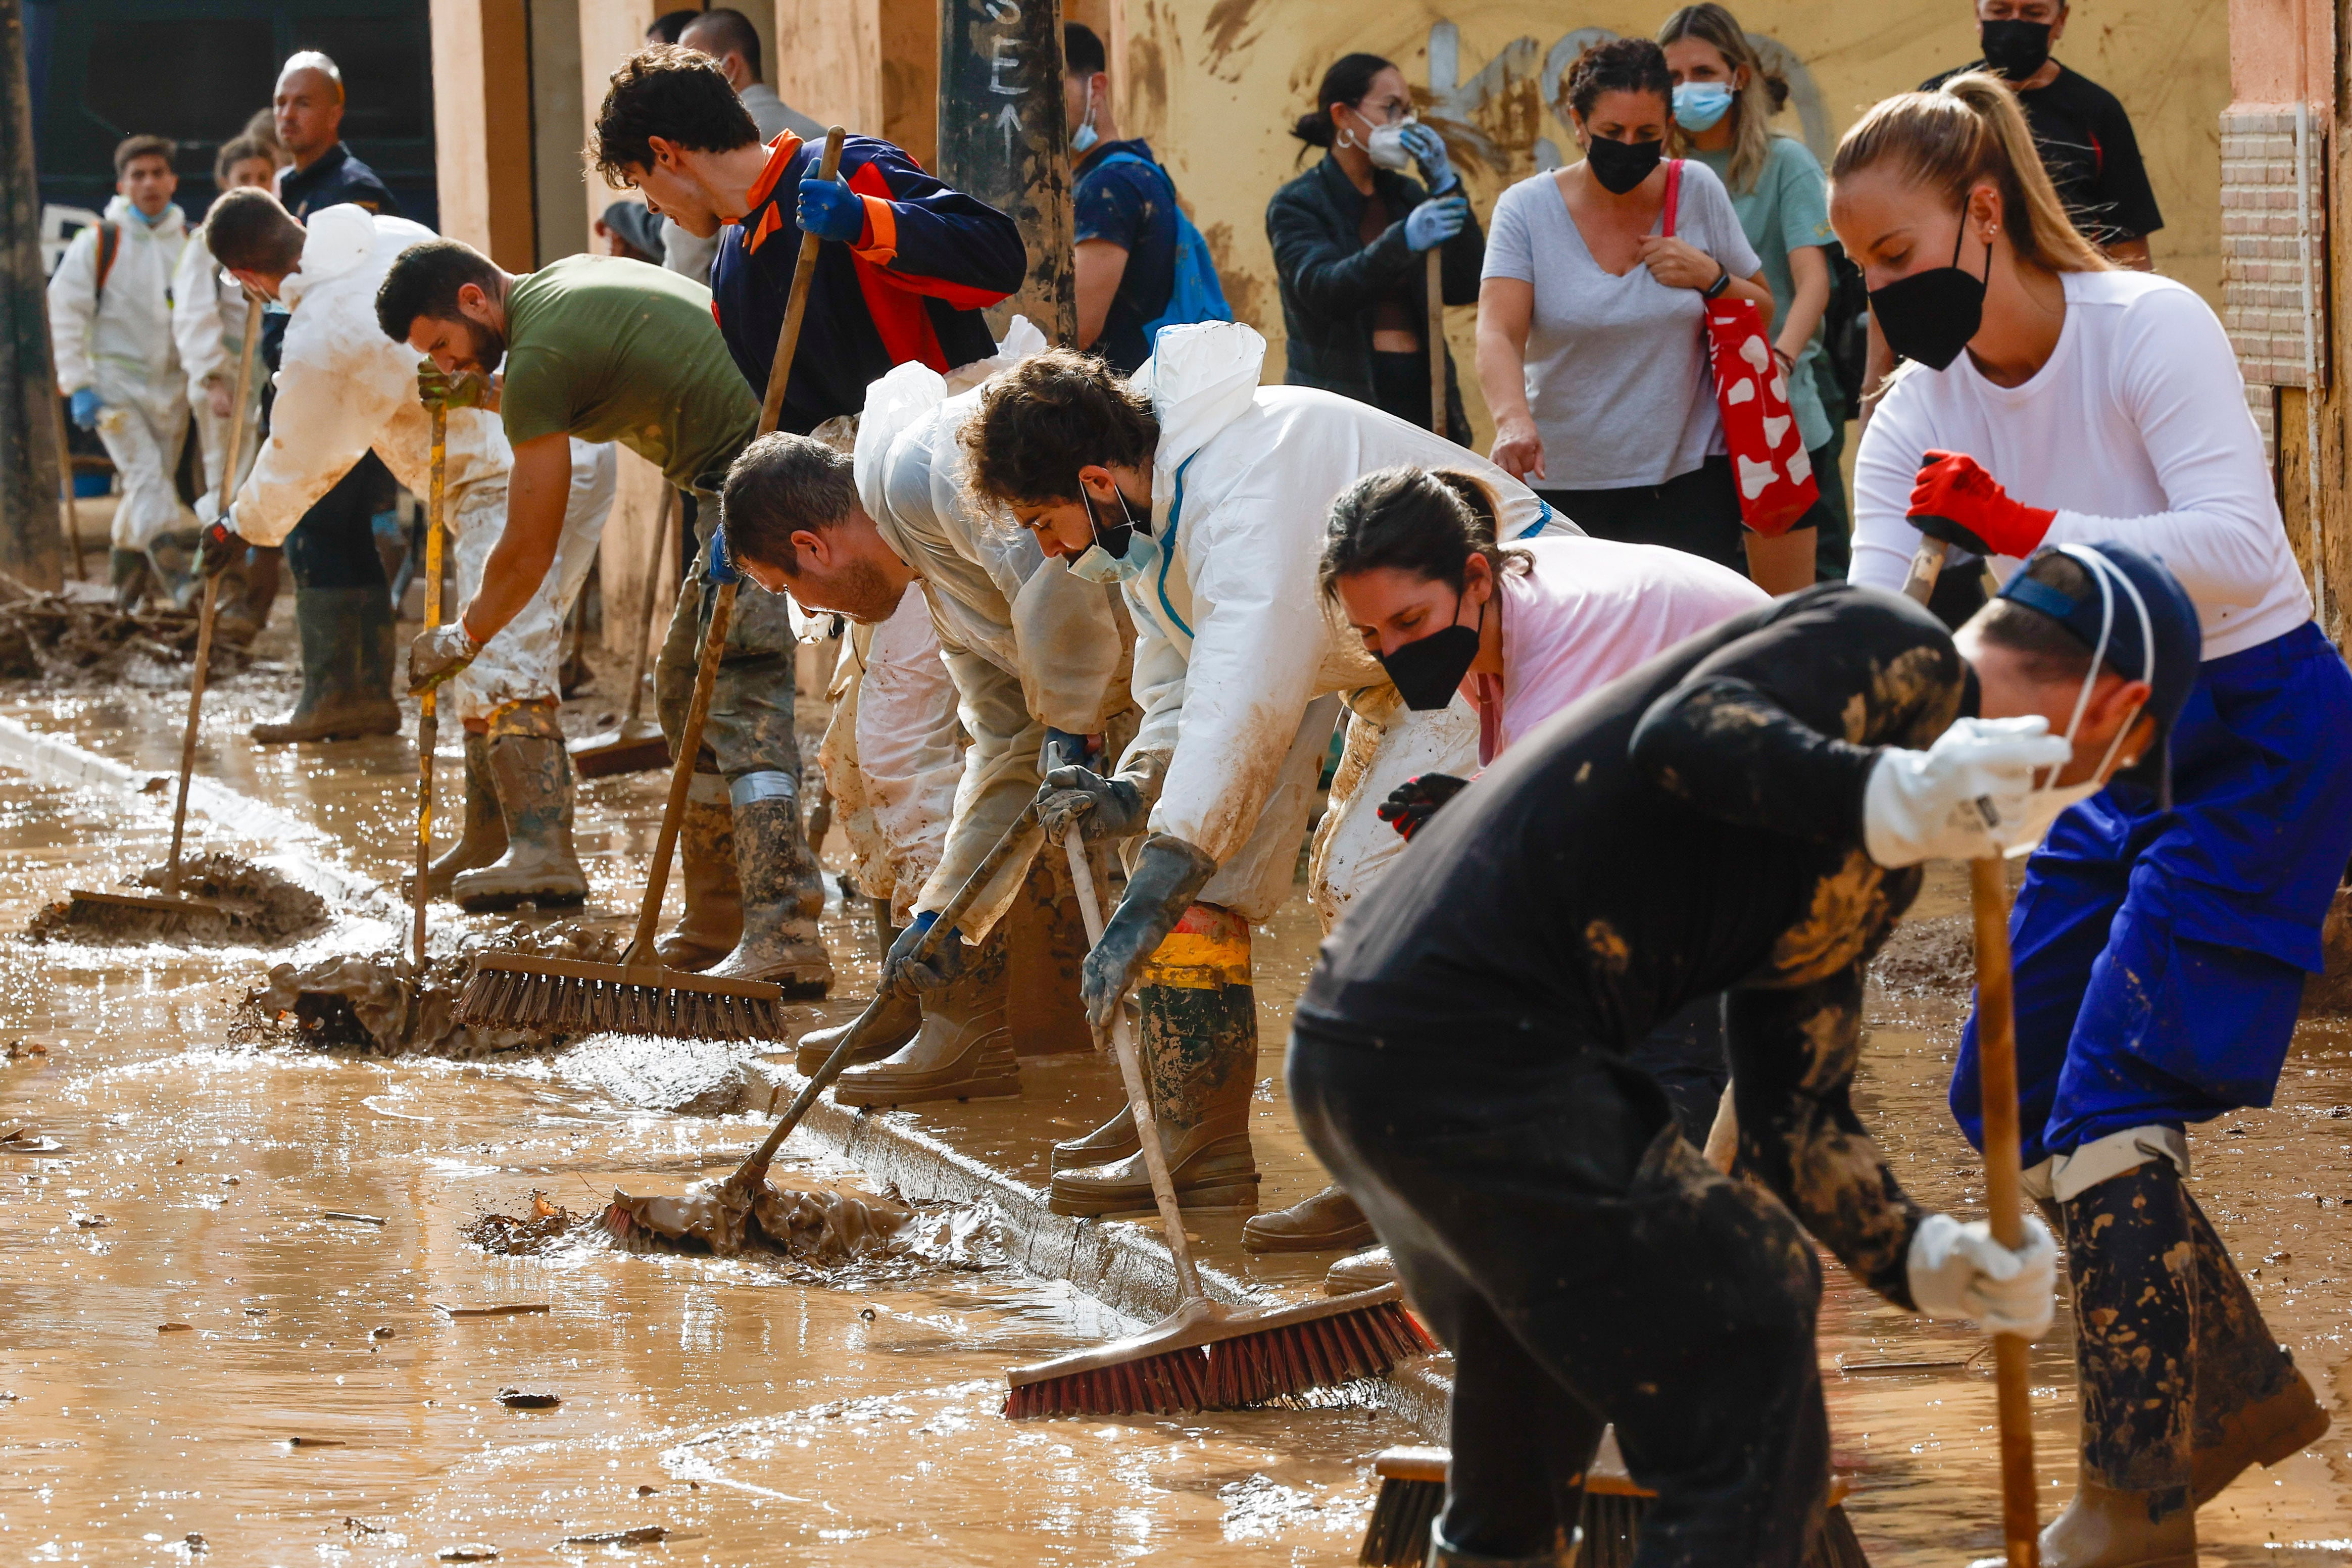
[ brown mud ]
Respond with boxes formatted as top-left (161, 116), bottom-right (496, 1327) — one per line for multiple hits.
top-left (0, 587), bottom-right (252, 684)
top-left (26, 852), bottom-right (330, 947)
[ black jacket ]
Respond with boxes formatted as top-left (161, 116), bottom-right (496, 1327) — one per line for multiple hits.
top-left (278, 142), bottom-right (400, 221)
top-left (1265, 154), bottom-right (1483, 445)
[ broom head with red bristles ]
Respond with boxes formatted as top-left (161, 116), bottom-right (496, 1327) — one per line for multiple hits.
top-left (1004, 1282), bottom-right (1436, 1419)
top-left (457, 951), bottom-right (789, 1041)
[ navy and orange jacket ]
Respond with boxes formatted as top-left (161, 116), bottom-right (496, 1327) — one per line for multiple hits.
top-left (709, 132), bottom-right (1027, 433)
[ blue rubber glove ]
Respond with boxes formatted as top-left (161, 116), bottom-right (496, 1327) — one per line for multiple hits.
top-left (1403, 195), bottom-right (1468, 253)
top-left (883, 909), bottom-right (964, 993)
top-left (705, 523), bottom-right (740, 585)
top-left (68, 388), bottom-right (102, 430)
top-left (1400, 123), bottom-right (1459, 193)
top-left (797, 176), bottom-right (866, 244)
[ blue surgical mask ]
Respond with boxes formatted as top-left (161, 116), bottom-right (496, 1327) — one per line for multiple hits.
top-left (1071, 80), bottom-right (1100, 155)
top-left (1065, 478), bottom-right (1157, 584)
top-left (1672, 83), bottom-right (1735, 133)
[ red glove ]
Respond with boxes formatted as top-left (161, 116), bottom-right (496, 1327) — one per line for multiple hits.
top-left (1907, 450), bottom-right (2055, 560)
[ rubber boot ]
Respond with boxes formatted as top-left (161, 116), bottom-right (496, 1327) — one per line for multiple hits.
top-left (1243, 1183), bottom-right (1377, 1253)
top-left (653, 783), bottom-right (741, 972)
top-left (411, 730), bottom-right (505, 897)
top-left (1325, 1244), bottom-right (1397, 1296)
top-left (1049, 902), bottom-right (1260, 1218)
top-left (1051, 1101), bottom-right (1140, 1171)
top-left (1427, 1519), bottom-right (1581, 1567)
top-left (834, 926), bottom-right (1018, 1107)
top-left (110, 548), bottom-right (151, 611)
top-left (2039, 1160), bottom-right (2198, 1568)
top-left (706, 775), bottom-right (834, 996)
top-left (793, 986), bottom-right (921, 1076)
top-left (2184, 1186), bottom-right (2329, 1503)
top-left (452, 727), bottom-right (590, 911)
top-left (251, 586), bottom-right (402, 743)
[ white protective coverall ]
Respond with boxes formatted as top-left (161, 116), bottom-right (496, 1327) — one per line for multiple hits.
top-left (47, 197), bottom-right (190, 552)
top-left (853, 353), bottom-right (1130, 940)
top-left (225, 205), bottom-right (616, 725)
top-left (171, 222), bottom-right (263, 511)
top-left (1125, 321), bottom-right (1576, 927)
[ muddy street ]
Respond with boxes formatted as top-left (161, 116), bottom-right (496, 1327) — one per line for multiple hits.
top-left (0, 650), bottom-right (2345, 1566)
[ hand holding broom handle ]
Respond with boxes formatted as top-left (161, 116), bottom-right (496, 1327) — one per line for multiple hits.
top-left (1899, 524), bottom-right (2039, 1567)
top-left (412, 404), bottom-right (447, 968)
top-left (619, 125), bottom-right (846, 972)
top-left (1063, 827), bottom-right (1207, 1299)
top-left (163, 289), bottom-right (264, 900)
top-left (731, 798), bottom-right (1046, 1189)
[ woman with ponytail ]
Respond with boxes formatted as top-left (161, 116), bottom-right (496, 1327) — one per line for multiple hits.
top-left (1836, 75), bottom-right (2350, 1567)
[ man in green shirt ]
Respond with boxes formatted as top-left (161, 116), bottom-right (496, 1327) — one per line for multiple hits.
top-left (374, 238), bottom-right (831, 995)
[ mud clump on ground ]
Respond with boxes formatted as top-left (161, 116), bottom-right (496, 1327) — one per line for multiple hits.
top-left (605, 1178), bottom-right (917, 1263)
top-left (1868, 914), bottom-right (1976, 998)
top-left (244, 921), bottom-right (624, 1058)
top-left (0, 590), bottom-right (253, 684)
top-left (27, 854), bottom-right (330, 947)
top-left (466, 1192), bottom-right (584, 1257)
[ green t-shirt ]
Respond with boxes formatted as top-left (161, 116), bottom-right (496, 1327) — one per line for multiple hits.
top-left (500, 254), bottom-right (757, 493)
top-left (1691, 136), bottom-right (1835, 453)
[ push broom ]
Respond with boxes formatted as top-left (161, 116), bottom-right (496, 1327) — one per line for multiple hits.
top-left (1003, 828), bottom-right (1437, 1418)
top-left (63, 288), bottom-right (264, 934)
top-left (456, 127), bottom-right (847, 1043)
top-left (569, 482), bottom-right (676, 778)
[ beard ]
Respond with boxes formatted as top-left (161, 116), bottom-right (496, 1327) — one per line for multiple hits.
top-left (455, 317), bottom-right (507, 373)
top-left (825, 558), bottom-right (909, 625)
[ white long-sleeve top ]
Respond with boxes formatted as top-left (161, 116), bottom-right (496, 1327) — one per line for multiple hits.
top-left (1125, 322), bottom-right (1574, 864)
top-left (1850, 269), bottom-right (2310, 660)
top-left (171, 223), bottom-right (252, 399)
top-left (228, 205), bottom-right (512, 547)
top-left (46, 195), bottom-right (186, 400)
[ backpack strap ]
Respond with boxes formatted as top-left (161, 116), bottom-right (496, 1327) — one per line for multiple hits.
top-left (92, 221), bottom-right (121, 308)
top-left (1661, 160), bottom-right (1682, 240)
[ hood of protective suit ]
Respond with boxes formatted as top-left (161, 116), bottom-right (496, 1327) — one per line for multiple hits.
top-left (280, 203), bottom-right (377, 310)
top-left (1131, 321), bottom-right (1265, 512)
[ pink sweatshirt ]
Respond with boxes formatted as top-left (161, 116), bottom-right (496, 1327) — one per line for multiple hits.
top-left (1471, 535), bottom-right (1770, 764)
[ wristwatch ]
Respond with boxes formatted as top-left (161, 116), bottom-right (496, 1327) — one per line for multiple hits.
top-left (1701, 263), bottom-right (1732, 301)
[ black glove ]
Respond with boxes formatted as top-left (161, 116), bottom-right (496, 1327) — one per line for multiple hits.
top-left (883, 910), bottom-right (963, 994)
top-left (1376, 772), bottom-right (1468, 841)
top-left (199, 519), bottom-right (245, 578)
top-left (1079, 833), bottom-right (1217, 1029)
top-left (1036, 763), bottom-right (1148, 844)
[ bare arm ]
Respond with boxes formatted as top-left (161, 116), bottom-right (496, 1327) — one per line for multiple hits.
top-left (1475, 276), bottom-right (1544, 482)
top-left (1778, 244), bottom-right (1831, 366)
top-left (456, 432), bottom-right (570, 645)
top-left (1073, 239), bottom-right (1131, 352)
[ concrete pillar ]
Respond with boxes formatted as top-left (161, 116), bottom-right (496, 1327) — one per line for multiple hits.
top-left (938, 0), bottom-right (1075, 341)
top-left (429, 0), bottom-right (536, 269)
top-left (0, 0), bottom-right (65, 587)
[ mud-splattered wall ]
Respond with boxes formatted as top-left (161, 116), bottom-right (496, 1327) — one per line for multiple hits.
top-left (1114, 0), bottom-right (2227, 444)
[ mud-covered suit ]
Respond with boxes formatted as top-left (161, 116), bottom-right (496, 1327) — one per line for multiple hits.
top-left (47, 196), bottom-right (189, 561)
top-left (1292, 584), bottom-right (1963, 1567)
top-left (225, 206), bottom-right (615, 729)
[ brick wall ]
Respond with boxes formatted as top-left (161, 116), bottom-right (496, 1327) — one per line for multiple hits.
top-left (2220, 106), bottom-right (2328, 460)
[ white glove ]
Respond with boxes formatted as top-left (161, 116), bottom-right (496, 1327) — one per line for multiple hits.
top-left (1906, 1211), bottom-right (2058, 1339)
top-left (1861, 716), bottom-right (2072, 868)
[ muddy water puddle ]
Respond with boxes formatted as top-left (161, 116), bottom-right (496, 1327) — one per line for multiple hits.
top-left (0, 681), bottom-right (2348, 1563)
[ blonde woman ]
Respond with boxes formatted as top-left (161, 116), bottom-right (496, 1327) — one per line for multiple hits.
top-left (1837, 74), bottom-right (2347, 1568)
top-left (1659, 3), bottom-right (1839, 591)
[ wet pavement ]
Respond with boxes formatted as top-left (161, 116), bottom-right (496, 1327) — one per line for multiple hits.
top-left (0, 643), bottom-right (2346, 1565)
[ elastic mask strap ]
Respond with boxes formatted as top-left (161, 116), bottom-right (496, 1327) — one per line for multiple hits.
top-left (2056, 544), bottom-right (2156, 784)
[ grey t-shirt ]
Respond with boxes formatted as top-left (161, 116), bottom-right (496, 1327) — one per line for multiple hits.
top-left (1483, 158), bottom-right (1761, 489)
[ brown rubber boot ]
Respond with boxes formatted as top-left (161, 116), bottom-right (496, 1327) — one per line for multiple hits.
top-left (833, 926), bottom-right (1017, 1107)
top-left (409, 730), bottom-right (506, 898)
top-left (1243, 1184), bottom-right (1377, 1253)
top-left (1049, 902), bottom-right (1259, 1218)
top-left (654, 783), bottom-right (741, 972)
top-left (452, 727), bottom-right (590, 912)
top-left (793, 985), bottom-right (921, 1076)
top-left (1324, 1244), bottom-right (1397, 1296)
top-left (1050, 1102), bottom-right (1140, 1172)
top-left (2184, 1183), bottom-right (2328, 1503)
top-left (2194, 1364), bottom-right (2328, 1505)
top-left (251, 586), bottom-right (402, 743)
top-left (706, 777), bottom-right (832, 997)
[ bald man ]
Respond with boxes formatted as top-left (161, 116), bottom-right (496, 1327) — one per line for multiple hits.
top-left (272, 51), bottom-right (399, 219)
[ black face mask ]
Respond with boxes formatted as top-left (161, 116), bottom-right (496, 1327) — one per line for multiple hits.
top-left (1867, 221), bottom-right (1991, 371)
top-left (1377, 589), bottom-right (1485, 711)
top-left (1979, 19), bottom-right (2053, 81)
top-left (1584, 133), bottom-right (1664, 196)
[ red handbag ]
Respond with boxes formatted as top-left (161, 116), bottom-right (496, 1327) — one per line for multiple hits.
top-left (1663, 160), bottom-right (1819, 537)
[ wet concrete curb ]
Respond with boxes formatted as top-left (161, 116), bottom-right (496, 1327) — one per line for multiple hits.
top-left (741, 1060), bottom-right (1456, 1436)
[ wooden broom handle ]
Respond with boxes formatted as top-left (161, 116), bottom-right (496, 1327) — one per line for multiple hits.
top-left (1898, 530), bottom-right (2039, 1567)
top-left (163, 290), bottom-right (263, 899)
top-left (1427, 248), bottom-right (1446, 437)
top-left (412, 404), bottom-right (447, 967)
top-left (758, 127), bottom-right (846, 439)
